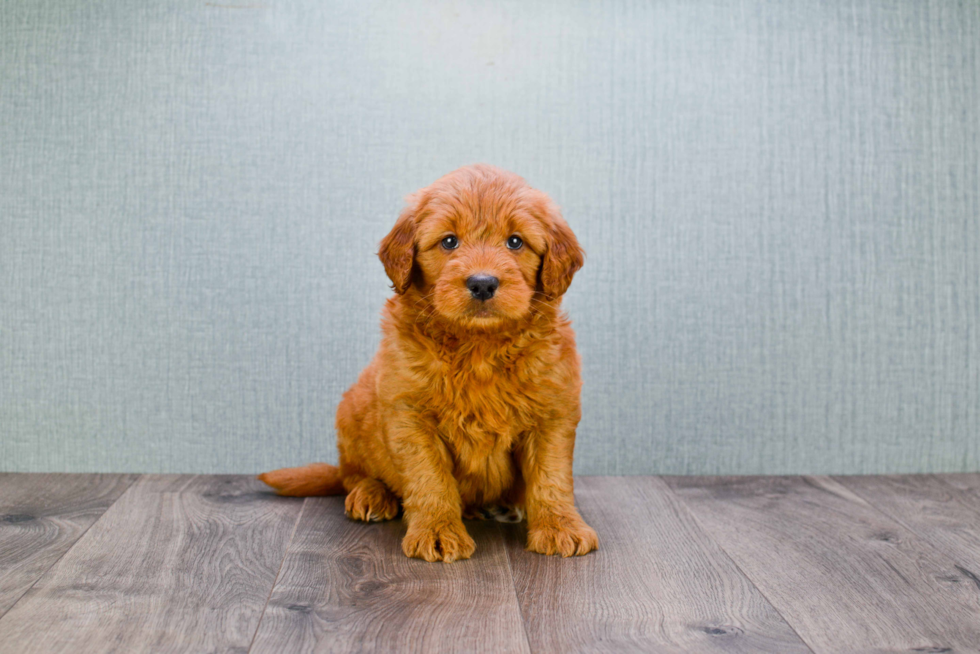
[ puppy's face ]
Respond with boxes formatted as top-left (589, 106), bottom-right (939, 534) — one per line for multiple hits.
top-left (414, 200), bottom-right (544, 327)
top-left (379, 166), bottom-right (584, 329)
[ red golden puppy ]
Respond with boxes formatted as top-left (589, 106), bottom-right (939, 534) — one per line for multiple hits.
top-left (259, 164), bottom-right (597, 562)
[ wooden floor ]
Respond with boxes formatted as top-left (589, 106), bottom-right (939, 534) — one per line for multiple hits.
top-left (1, 475), bottom-right (979, 653)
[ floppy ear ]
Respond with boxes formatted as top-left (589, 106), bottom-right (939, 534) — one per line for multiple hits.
top-left (378, 202), bottom-right (418, 294)
top-left (540, 207), bottom-right (585, 298)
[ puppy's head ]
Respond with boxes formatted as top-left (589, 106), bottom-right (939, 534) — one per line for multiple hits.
top-left (379, 165), bottom-right (584, 328)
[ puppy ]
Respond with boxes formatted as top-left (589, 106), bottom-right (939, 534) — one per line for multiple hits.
top-left (259, 164), bottom-right (598, 562)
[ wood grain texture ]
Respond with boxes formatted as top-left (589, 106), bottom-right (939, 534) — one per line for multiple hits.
top-left (250, 496), bottom-right (530, 654)
top-left (504, 476), bottom-right (812, 653)
top-left (4, 473), bottom-right (980, 653)
top-left (668, 475), bottom-right (980, 653)
top-left (835, 474), bottom-right (980, 586)
top-left (0, 475), bottom-right (302, 654)
top-left (936, 473), bottom-right (980, 500)
top-left (0, 473), bottom-right (138, 617)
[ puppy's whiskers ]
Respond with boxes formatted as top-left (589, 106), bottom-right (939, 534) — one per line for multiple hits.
top-left (528, 296), bottom-right (554, 316)
top-left (414, 306), bottom-right (436, 327)
top-left (410, 289), bottom-right (437, 309)
top-left (411, 294), bottom-right (439, 329)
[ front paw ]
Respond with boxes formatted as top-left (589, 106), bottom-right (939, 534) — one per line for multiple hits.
top-left (402, 518), bottom-right (476, 562)
top-left (527, 516), bottom-right (599, 557)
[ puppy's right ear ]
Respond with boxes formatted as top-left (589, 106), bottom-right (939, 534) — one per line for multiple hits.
top-left (378, 198), bottom-right (419, 294)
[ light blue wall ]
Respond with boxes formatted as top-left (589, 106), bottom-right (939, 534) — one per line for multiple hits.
top-left (2, 0), bottom-right (978, 475)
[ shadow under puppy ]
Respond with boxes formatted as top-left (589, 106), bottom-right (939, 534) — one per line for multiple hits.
top-left (260, 164), bottom-right (598, 562)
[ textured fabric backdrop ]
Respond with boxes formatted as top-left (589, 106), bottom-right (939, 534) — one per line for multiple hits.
top-left (1, 0), bottom-right (978, 474)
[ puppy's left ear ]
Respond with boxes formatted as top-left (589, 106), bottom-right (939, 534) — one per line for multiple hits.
top-left (378, 197), bottom-right (420, 294)
top-left (539, 201), bottom-right (585, 298)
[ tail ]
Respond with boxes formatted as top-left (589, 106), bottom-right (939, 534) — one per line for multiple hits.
top-left (257, 462), bottom-right (346, 497)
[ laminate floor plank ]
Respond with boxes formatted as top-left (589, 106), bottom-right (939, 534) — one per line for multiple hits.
top-left (835, 474), bottom-right (980, 587)
top-left (667, 475), bottom-right (980, 654)
top-left (249, 496), bottom-right (530, 654)
top-left (504, 476), bottom-right (812, 653)
top-left (936, 473), bottom-right (980, 500)
top-left (0, 475), bottom-right (302, 654)
top-left (0, 473), bottom-right (138, 617)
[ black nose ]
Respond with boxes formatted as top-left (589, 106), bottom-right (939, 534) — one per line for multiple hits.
top-left (466, 274), bottom-right (499, 301)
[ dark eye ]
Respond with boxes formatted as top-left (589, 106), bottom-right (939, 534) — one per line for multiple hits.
top-left (441, 235), bottom-right (459, 250)
top-left (506, 235), bottom-right (523, 250)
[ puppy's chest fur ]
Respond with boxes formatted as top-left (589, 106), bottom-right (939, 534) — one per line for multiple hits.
top-left (413, 334), bottom-right (557, 502)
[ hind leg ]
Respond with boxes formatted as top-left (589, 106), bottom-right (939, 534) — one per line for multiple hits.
top-left (345, 477), bottom-right (400, 522)
top-left (463, 505), bottom-right (525, 523)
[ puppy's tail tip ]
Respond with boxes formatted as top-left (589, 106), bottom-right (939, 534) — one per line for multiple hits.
top-left (257, 462), bottom-right (345, 497)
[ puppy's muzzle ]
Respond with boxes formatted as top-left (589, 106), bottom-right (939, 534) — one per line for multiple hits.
top-left (466, 274), bottom-right (498, 301)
